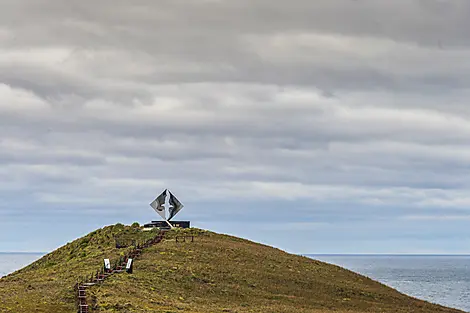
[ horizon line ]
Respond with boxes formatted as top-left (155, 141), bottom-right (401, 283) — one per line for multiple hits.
top-left (0, 252), bottom-right (46, 254)
top-left (304, 253), bottom-right (470, 256)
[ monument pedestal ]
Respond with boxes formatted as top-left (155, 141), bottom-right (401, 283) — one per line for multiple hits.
top-left (143, 220), bottom-right (190, 229)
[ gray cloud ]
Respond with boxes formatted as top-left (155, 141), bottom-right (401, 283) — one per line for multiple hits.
top-left (2, 0), bottom-right (470, 252)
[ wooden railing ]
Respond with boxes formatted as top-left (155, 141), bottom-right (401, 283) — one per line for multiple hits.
top-left (175, 235), bottom-right (195, 243)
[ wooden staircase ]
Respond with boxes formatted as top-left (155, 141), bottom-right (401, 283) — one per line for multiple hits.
top-left (77, 285), bottom-right (88, 313)
top-left (75, 232), bottom-right (165, 312)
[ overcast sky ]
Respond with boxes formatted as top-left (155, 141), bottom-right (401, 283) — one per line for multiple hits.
top-left (2, 0), bottom-right (470, 254)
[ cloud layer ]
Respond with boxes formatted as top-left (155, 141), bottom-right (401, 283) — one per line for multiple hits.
top-left (2, 0), bottom-right (470, 253)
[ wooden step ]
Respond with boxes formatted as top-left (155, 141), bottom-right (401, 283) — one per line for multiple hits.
top-left (78, 304), bottom-right (89, 313)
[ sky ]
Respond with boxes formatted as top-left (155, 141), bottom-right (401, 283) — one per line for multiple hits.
top-left (2, 0), bottom-right (470, 254)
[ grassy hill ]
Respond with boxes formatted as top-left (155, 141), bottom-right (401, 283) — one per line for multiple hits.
top-left (0, 224), bottom-right (464, 313)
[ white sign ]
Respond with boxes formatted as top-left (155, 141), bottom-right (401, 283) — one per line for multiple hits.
top-left (126, 258), bottom-right (133, 270)
top-left (104, 259), bottom-right (111, 270)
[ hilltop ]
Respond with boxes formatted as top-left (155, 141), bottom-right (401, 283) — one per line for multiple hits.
top-left (0, 224), bottom-right (464, 313)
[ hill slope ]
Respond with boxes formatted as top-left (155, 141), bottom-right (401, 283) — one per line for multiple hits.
top-left (0, 225), bottom-right (464, 313)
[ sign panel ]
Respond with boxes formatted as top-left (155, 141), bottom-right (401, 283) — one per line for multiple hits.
top-left (126, 258), bottom-right (134, 274)
top-left (104, 259), bottom-right (111, 270)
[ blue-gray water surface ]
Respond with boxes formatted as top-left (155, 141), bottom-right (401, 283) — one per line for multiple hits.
top-left (308, 255), bottom-right (470, 312)
top-left (0, 253), bottom-right (44, 278)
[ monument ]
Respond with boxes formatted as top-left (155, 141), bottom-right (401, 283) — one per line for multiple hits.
top-left (143, 189), bottom-right (190, 229)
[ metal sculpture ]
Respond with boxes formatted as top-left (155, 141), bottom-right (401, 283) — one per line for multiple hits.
top-left (150, 189), bottom-right (167, 220)
top-left (149, 189), bottom-right (184, 228)
top-left (168, 190), bottom-right (184, 221)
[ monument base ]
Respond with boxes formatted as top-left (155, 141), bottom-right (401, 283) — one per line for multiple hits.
top-left (143, 220), bottom-right (190, 229)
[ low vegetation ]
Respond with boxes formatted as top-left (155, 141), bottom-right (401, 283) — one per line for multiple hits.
top-left (0, 225), bottom-right (464, 313)
top-left (0, 223), bottom-right (157, 312)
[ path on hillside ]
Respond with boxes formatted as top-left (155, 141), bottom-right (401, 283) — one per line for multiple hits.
top-left (76, 231), bottom-right (165, 313)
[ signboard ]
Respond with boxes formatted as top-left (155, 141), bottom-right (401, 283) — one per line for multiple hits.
top-left (126, 258), bottom-right (133, 274)
top-left (104, 259), bottom-right (111, 271)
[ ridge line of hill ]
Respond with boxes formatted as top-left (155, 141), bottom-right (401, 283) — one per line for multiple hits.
top-left (0, 224), bottom-right (465, 313)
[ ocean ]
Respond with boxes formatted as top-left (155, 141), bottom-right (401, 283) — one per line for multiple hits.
top-left (1, 253), bottom-right (469, 312)
top-left (0, 253), bottom-right (44, 278)
top-left (308, 255), bottom-right (470, 312)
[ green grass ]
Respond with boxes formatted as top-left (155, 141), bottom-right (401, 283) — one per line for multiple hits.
top-left (0, 223), bottom-right (158, 313)
top-left (0, 225), bottom-right (464, 313)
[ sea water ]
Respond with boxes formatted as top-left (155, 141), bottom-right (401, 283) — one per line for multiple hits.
top-left (0, 253), bottom-right (44, 278)
top-left (308, 255), bottom-right (470, 312)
